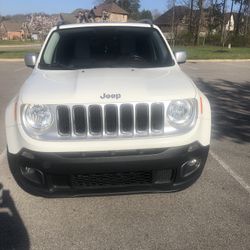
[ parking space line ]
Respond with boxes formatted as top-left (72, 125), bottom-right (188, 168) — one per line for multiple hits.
top-left (210, 150), bottom-right (250, 194)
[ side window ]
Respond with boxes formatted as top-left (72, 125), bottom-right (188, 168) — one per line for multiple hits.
top-left (43, 32), bottom-right (60, 64)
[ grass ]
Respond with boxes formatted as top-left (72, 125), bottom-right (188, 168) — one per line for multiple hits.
top-left (173, 46), bottom-right (250, 60)
top-left (0, 40), bottom-right (41, 46)
top-left (0, 50), bottom-right (39, 59)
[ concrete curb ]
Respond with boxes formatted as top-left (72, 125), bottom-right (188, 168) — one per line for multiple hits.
top-left (0, 44), bottom-right (41, 48)
top-left (187, 59), bottom-right (250, 62)
top-left (0, 58), bottom-right (23, 62)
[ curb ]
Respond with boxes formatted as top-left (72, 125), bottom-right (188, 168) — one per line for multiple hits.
top-left (187, 59), bottom-right (250, 62)
top-left (0, 59), bottom-right (23, 62)
top-left (0, 44), bottom-right (41, 48)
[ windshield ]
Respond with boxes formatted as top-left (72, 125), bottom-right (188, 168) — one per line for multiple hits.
top-left (39, 26), bottom-right (175, 70)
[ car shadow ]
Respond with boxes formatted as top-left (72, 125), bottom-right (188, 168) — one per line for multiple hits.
top-left (195, 78), bottom-right (250, 143)
top-left (0, 183), bottom-right (30, 250)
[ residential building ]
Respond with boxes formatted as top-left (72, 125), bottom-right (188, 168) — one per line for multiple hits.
top-left (0, 21), bottom-right (24, 40)
top-left (89, 2), bottom-right (128, 22)
top-left (154, 6), bottom-right (191, 34)
top-left (59, 13), bottom-right (76, 24)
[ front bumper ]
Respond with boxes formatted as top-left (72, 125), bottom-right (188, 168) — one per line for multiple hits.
top-left (8, 142), bottom-right (209, 197)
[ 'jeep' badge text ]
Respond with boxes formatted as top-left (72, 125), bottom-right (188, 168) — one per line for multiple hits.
top-left (100, 93), bottom-right (121, 100)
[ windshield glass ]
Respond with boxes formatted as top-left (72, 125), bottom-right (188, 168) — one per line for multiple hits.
top-left (39, 26), bottom-right (175, 70)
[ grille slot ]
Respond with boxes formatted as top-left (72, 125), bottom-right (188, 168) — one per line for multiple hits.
top-left (71, 171), bottom-right (153, 188)
top-left (56, 102), bottom-right (168, 138)
top-left (136, 103), bottom-right (149, 132)
top-left (57, 106), bottom-right (71, 135)
top-left (151, 103), bottom-right (164, 131)
top-left (120, 104), bottom-right (133, 133)
top-left (89, 105), bottom-right (102, 134)
top-left (73, 106), bottom-right (87, 135)
top-left (105, 105), bottom-right (118, 134)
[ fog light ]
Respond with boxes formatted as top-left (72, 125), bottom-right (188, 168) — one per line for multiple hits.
top-left (188, 159), bottom-right (198, 166)
top-left (21, 166), bottom-right (45, 185)
top-left (181, 158), bottom-right (201, 177)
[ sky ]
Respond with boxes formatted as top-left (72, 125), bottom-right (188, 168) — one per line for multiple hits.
top-left (0, 0), bottom-right (168, 16)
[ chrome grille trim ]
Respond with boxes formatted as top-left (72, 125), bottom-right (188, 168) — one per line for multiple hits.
top-left (148, 103), bottom-right (152, 133)
top-left (56, 102), bottom-right (168, 138)
top-left (53, 100), bottom-right (197, 140)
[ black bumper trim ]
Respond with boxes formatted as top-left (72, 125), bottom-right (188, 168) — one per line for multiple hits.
top-left (7, 142), bottom-right (209, 197)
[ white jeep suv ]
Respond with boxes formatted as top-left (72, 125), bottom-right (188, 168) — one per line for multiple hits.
top-left (5, 22), bottom-right (211, 197)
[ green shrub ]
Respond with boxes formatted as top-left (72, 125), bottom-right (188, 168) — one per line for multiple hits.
top-left (205, 34), bottom-right (221, 46)
top-left (175, 32), bottom-right (194, 46)
top-left (229, 35), bottom-right (250, 47)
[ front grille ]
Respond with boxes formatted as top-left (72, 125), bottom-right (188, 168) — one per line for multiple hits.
top-left (57, 102), bottom-right (165, 138)
top-left (89, 105), bottom-right (102, 134)
top-left (57, 105), bottom-right (71, 135)
top-left (71, 171), bottom-right (153, 188)
top-left (73, 106), bottom-right (87, 135)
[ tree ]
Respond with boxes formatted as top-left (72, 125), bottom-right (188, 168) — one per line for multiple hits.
top-left (235, 0), bottom-right (244, 35)
top-left (189, 0), bottom-right (194, 32)
top-left (207, 1), bottom-right (222, 35)
top-left (220, 0), bottom-right (227, 46)
top-left (139, 10), bottom-right (153, 20)
top-left (151, 9), bottom-right (162, 20)
top-left (194, 0), bottom-right (204, 45)
top-left (118, 0), bottom-right (141, 20)
top-left (244, 0), bottom-right (250, 34)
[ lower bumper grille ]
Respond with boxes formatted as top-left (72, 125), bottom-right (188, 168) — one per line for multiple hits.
top-left (71, 171), bottom-right (153, 188)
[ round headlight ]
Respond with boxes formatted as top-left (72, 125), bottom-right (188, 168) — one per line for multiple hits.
top-left (25, 104), bottom-right (53, 130)
top-left (167, 100), bottom-right (194, 127)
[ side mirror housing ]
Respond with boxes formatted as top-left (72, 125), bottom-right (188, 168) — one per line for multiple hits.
top-left (174, 51), bottom-right (187, 64)
top-left (24, 53), bottom-right (38, 68)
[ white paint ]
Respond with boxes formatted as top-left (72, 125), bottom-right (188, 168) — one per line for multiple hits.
top-left (210, 150), bottom-right (250, 194)
top-left (20, 67), bottom-right (197, 104)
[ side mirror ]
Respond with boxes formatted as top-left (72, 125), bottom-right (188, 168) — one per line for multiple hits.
top-left (24, 53), bottom-right (38, 68)
top-left (174, 51), bottom-right (187, 64)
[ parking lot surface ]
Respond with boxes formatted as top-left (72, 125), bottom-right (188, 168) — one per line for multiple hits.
top-left (0, 61), bottom-right (249, 250)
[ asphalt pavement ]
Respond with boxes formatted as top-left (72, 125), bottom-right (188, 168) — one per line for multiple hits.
top-left (0, 61), bottom-right (249, 250)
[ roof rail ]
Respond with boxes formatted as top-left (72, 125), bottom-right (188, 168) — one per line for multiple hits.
top-left (56, 20), bottom-right (65, 29)
top-left (137, 19), bottom-right (154, 27)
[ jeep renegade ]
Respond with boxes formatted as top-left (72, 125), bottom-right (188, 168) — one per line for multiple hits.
top-left (6, 23), bottom-right (211, 197)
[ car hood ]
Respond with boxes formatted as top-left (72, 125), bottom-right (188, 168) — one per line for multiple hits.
top-left (20, 66), bottom-right (197, 104)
